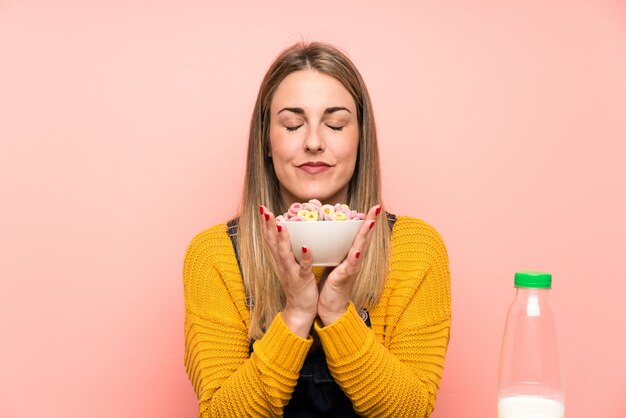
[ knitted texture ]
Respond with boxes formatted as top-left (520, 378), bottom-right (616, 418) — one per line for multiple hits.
top-left (183, 216), bottom-right (451, 417)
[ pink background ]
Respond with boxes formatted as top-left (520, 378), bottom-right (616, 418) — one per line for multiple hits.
top-left (1, 1), bottom-right (625, 417)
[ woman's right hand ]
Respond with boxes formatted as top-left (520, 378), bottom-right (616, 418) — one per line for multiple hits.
top-left (259, 205), bottom-right (318, 338)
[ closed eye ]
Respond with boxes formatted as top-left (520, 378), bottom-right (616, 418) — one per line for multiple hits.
top-left (327, 125), bottom-right (344, 131)
top-left (286, 125), bottom-right (303, 132)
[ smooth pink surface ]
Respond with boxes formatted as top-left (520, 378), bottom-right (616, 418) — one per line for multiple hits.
top-left (1, 1), bottom-right (625, 417)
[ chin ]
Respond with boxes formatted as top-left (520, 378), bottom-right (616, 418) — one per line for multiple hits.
top-left (297, 191), bottom-right (344, 205)
top-left (282, 182), bottom-right (348, 206)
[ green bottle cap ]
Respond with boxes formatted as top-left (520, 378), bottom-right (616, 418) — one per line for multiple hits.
top-left (514, 271), bottom-right (552, 288)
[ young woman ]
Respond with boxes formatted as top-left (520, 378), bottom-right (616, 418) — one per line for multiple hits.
top-left (184, 42), bottom-right (451, 417)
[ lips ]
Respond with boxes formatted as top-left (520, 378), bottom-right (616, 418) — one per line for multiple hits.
top-left (298, 161), bottom-right (332, 174)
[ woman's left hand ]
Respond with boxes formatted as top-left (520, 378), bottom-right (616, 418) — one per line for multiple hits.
top-left (317, 204), bottom-right (381, 326)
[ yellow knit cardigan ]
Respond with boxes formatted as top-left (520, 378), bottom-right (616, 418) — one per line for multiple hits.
top-left (183, 216), bottom-right (451, 417)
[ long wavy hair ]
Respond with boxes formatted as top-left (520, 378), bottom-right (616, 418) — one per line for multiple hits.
top-left (237, 42), bottom-right (391, 339)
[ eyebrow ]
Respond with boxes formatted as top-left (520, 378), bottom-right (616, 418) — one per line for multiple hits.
top-left (277, 106), bottom-right (352, 115)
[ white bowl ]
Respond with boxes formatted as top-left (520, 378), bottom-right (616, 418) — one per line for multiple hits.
top-left (281, 220), bottom-right (365, 266)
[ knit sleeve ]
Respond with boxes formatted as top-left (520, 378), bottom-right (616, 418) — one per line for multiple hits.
top-left (315, 217), bottom-right (451, 417)
top-left (183, 226), bottom-right (313, 417)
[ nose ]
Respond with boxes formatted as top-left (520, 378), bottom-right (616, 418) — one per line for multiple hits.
top-left (304, 126), bottom-right (325, 152)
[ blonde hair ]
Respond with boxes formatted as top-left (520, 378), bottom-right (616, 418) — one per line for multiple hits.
top-left (237, 42), bottom-right (391, 339)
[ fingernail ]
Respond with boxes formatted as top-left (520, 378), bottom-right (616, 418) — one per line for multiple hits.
top-left (355, 251), bottom-right (361, 259)
top-left (264, 213), bottom-right (270, 221)
top-left (375, 206), bottom-right (381, 216)
top-left (301, 245), bottom-right (307, 253)
top-left (277, 225), bottom-right (282, 232)
top-left (369, 221), bottom-right (376, 230)
top-left (259, 205), bottom-right (264, 215)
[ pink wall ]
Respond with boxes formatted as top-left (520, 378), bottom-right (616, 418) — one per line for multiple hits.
top-left (1, 1), bottom-right (625, 417)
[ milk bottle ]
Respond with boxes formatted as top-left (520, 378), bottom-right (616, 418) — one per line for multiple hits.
top-left (497, 272), bottom-right (565, 418)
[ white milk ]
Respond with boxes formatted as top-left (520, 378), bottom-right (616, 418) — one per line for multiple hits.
top-left (498, 395), bottom-right (564, 418)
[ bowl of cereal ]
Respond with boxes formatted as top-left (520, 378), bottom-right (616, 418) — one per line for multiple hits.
top-left (277, 200), bottom-right (366, 266)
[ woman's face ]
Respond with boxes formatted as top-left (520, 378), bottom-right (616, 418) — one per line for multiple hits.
top-left (268, 69), bottom-right (359, 207)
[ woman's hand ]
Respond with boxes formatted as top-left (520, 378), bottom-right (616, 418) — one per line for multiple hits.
top-left (317, 205), bottom-right (381, 326)
top-left (259, 205), bottom-right (318, 338)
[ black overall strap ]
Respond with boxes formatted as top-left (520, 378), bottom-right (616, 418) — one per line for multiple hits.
top-left (386, 212), bottom-right (396, 228)
top-left (226, 218), bottom-right (242, 276)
